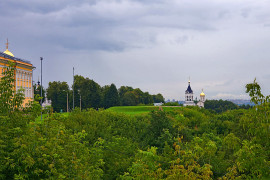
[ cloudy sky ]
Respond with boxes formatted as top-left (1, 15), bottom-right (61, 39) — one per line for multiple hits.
top-left (1, 0), bottom-right (270, 100)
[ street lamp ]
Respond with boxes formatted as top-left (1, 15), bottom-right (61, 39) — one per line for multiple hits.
top-left (67, 92), bottom-right (69, 112)
top-left (40, 57), bottom-right (43, 121)
top-left (73, 67), bottom-right (74, 110)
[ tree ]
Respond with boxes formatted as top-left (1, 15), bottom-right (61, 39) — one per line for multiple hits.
top-left (101, 85), bottom-right (110, 108)
top-left (144, 110), bottom-right (173, 148)
top-left (142, 92), bottom-right (154, 105)
top-left (103, 84), bottom-right (120, 108)
top-left (120, 147), bottom-right (164, 179)
top-left (87, 79), bottom-right (102, 108)
top-left (165, 137), bottom-right (213, 180)
top-left (234, 140), bottom-right (269, 179)
top-left (103, 136), bottom-right (137, 179)
top-left (119, 86), bottom-right (133, 105)
top-left (73, 75), bottom-right (102, 109)
top-left (204, 99), bottom-right (238, 113)
top-left (0, 62), bottom-right (25, 115)
top-left (33, 83), bottom-right (45, 104)
top-left (72, 75), bottom-right (102, 109)
top-left (219, 79), bottom-right (270, 179)
top-left (153, 93), bottom-right (165, 103)
top-left (119, 86), bottom-right (163, 106)
top-left (0, 62), bottom-right (38, 179)
top-left (47, 81), bottom-right (69, 112)
top-left (8, 118), bottom-right (104, 179)
top-left (133, 88), bottom-right (144, 104)
top-left (122, 91), bottom-right (137, 106)
top-left (119, 86), bottom-right (133, 98)
top-left (72, 75), bottom-right (85, 109)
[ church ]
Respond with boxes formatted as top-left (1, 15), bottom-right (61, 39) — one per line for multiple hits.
top-left (0, 40), bottom-right (35, 106)
top-left (183, 79), bottom-right (205, 108)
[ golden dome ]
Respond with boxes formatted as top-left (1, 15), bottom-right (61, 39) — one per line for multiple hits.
top-left (4, 49), bottom-right (14, 57)
top-left (3, 39), bottom-right (14, 57)
top-left (200, 89), bottom-right (205, 96)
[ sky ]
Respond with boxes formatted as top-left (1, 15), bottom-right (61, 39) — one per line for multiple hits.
top-left (1, 0), bottom-right (270, 100)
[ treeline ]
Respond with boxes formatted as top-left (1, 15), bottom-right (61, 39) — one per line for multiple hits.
top-left (1, 64), bottom-right (270, 179)
top-left (43, 75), bottom-right (164, 112)
top-left (205, 99), bottom-right (252, 113)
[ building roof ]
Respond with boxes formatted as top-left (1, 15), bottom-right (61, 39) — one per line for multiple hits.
top-left (185, 84), bottom-right (193, 93)
top-left (200, 91), bottom-right (205, 96)
top-left (3, 49), bottom-right (14, 57)
top-left (0, 51), bottom-right (32, 65)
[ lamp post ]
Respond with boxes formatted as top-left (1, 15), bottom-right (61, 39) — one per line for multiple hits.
top-left (67, 92), bottom-right (69, 112)
top-left (40, 57), bottom-right (43, 121)
top-left (73, 67), bottom-right (74, 110)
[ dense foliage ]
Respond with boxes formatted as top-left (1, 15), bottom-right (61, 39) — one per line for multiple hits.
top-left (46, 75), bottom-right (165, 112)
top-left (33, 83), bottom-right (45, 104)
top-left (0, 63), bottom-right (24, 114)
top-left (205, 99), bottom-right (251, 113)
top-left (46, 81), bottom-right (69, 112)
top-left (1, 66), bottom-right (269, 179)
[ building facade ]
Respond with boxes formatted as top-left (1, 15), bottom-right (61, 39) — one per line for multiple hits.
top-left (184, 80), bottom-right (196, 106)
top-left (197, 90), bottom-right (205, 108)
top-left (183, 80), bottom-right (206, 107)
top-left (0, 40), bottom-right (35, 106)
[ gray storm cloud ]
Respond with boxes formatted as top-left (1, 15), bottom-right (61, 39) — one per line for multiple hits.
top-left (1, 0), bottom-right (270, 100)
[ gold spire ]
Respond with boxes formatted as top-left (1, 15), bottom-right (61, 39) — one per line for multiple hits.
top-left (200, 89), bottom-right (205, 96)
top-left (6, 38), bottom-right (9, 49)
top-left (3, 38), bottom-right (14, 57)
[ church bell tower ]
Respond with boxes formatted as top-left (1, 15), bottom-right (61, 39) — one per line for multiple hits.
top-left (184, 79), bottom-right (195, 106)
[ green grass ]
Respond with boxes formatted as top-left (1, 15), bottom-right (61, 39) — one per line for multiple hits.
top-left (107, 106), bottom-right (182, 115)
top-left (34, 106), bottom-right (181, 120)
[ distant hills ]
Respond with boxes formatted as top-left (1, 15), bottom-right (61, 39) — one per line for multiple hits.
top-left (226, 99), bottom-right (254, 106)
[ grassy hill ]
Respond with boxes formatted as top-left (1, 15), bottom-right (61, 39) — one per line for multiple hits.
top-left (107, 106), bottom-right (182, 115)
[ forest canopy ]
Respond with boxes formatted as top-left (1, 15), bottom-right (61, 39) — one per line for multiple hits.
top-left (0, 65), bottom-right (269, 179)
top-left (44, 75), bottom-right (165, 112)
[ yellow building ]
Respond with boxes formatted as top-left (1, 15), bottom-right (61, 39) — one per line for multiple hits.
top-left (0, 40), bottom-right (35, 106)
